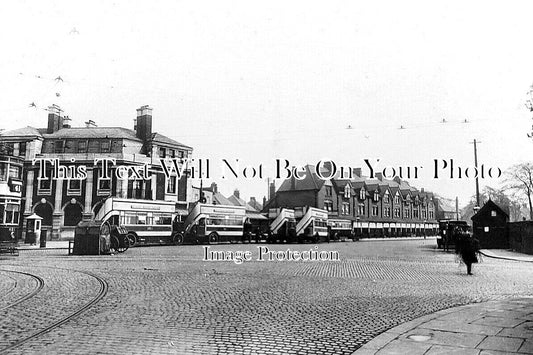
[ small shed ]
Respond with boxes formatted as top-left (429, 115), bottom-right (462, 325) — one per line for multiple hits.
top-left (471, 200), bottom-right (509, 249)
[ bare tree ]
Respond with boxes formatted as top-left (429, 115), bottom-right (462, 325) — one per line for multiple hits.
top-left (505, 163), bottom-right (533, 220)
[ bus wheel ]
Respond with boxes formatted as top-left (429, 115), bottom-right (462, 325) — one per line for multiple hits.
top-left (173, 233), bottom-right (184, 245)
top-left (208, 232), bottom-right (219, 244)
top-left (126, 233), bottom-right (137, 247)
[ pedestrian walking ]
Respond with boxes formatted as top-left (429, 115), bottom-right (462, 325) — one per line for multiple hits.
top-left (455, 230), bottom-right (480, 275)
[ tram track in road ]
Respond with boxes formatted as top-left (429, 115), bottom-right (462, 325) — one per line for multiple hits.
top-left (0, 268), bottom-right (109, 354)
top-left (0, 270), bottom-right (45, 312)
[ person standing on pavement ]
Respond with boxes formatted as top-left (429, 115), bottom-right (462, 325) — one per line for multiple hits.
top-left (455, 230), bottom-right (480, 275)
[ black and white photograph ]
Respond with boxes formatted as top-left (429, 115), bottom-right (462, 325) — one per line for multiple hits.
top-left (1, 1), bottom-right (533, 354)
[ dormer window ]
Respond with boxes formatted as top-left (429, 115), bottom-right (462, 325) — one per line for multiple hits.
top-left (55, 140), bottom-right (64, 153)
top-left (384, 191), bottom-right (390, 204)
top-left (101, 141), bottom-right (110, 153)
top-left (373, 191), bottom-right (379, 202)
top-left (394, 193), bottom-right (400, 204)
top-left (344, 185), bottom-right (351, 199)
top-left (78, 141), bottom-right (87, 153)
top-left (359, 188), bottom-right (365, 200)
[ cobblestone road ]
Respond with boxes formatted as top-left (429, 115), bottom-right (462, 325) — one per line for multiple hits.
top-left (1, 239), bottom-right (532, 354)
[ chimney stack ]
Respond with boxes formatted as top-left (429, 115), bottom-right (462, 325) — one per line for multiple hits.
top-left (375, 172), bottom-right (383, 181)
top-left (135, 105), bottom-right (153, 155)
top-left (269, 181), bottom-right (276, 200)
top-left (353, 168), bottom-right (362, 177)
top-left (233, 189), bottom-right (240, 199)
top-left (47, 104), bottom-right (64, 133)
top-left (211, 182), bottom-right (218, 193)
top-left (290, 166), bottom-right (297, 190)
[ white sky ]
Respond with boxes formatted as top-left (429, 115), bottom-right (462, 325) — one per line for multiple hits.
top-left (1, 0), bottom-right (533, 207)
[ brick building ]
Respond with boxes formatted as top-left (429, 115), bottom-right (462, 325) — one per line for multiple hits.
top-left (264, 166), bottom-right (438, 237)
top-left (0, 144), bottom-right (24, 240)
top-left (0, 105), bottom-right (192, 240)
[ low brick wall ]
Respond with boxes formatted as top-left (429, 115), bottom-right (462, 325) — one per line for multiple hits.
top-left (508, 221), bottom-right (533, 255)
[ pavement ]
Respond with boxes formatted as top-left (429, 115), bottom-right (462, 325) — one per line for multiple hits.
top-left (354, 248), bottom-right (533, 355)
top-left (353, 297), bottom-right (533, 355)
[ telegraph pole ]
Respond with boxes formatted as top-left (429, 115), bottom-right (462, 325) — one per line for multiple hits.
top-left (470, 139), bottom-right (481, 211)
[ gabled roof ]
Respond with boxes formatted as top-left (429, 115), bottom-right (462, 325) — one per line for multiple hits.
top-left (365, 179), bottom-right (380, 192)
top-left (0, 126), bottom-right (43, 138)
top-left (471, 199), bottom-right (509, 221)
top-left (151, 133), bottom-right (192, 149)
top-left (332, 179), bottom-right (353, 192)
top-left (278, 165), bottom-right (325, 192)
top-left (435, 197), bottom-right (456, 212)
top-left (228, 194), bottom-right (247, 207)
top-left (248, 199), bottom-right (263, 211)
top-left (213, 192), bottom-right (232, 205)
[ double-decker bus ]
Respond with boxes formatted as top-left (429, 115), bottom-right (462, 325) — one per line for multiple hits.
top-left (266, 208), bottom-right (297, 243)
top-left (295, 207), bottom-right (328, 243)
top-left (94, 197), bottom-right (177, 246)
top-left (172, 203), bottom-right (246, 245)
top-left (327, 219), bottom-right (355, 241)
